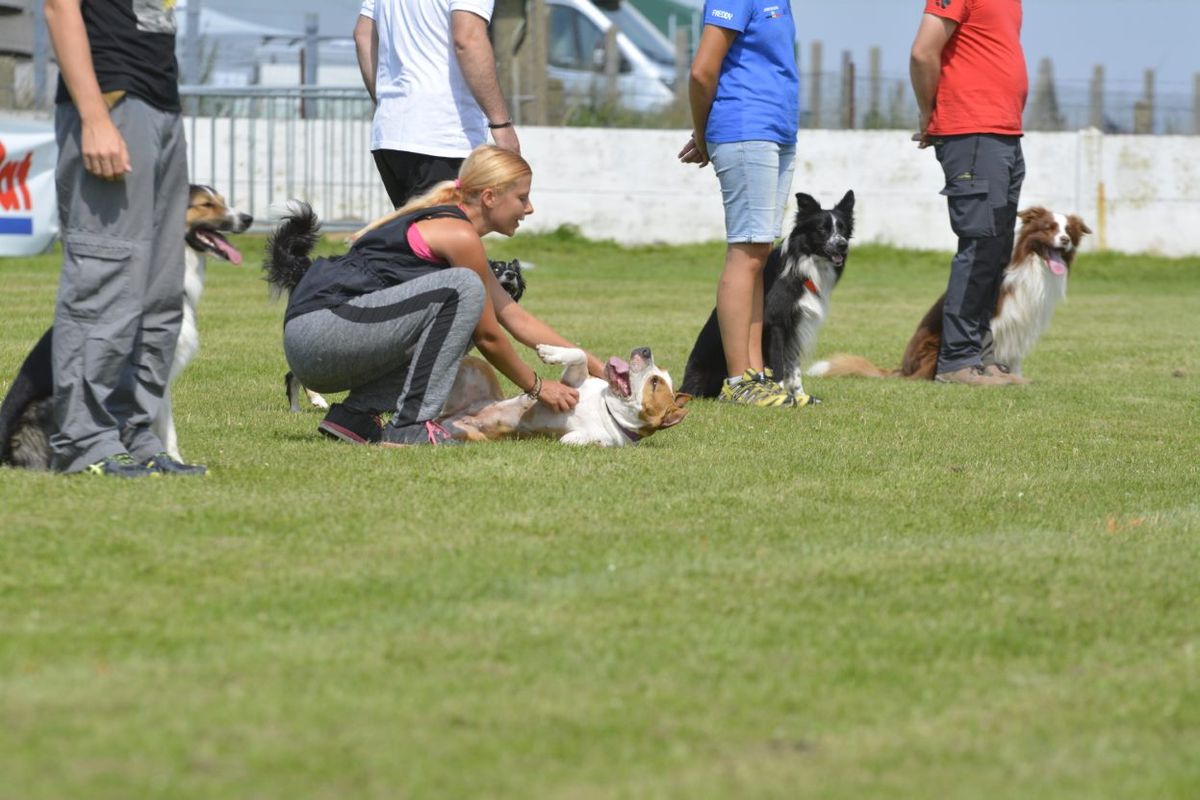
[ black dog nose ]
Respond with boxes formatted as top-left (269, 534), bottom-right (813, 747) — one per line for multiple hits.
top-left (633, 346), bottom-right (652, 360)
top-left (239, 213), bottom-right (254, 227)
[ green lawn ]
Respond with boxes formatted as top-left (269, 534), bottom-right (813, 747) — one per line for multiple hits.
top-left (1, 230), bottom-right (1197, 799)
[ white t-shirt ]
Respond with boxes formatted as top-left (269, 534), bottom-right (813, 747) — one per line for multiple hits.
top-left (360, 0), bottom-right (494, 157)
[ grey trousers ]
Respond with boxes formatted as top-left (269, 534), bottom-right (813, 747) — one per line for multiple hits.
top-left (50, 97), bottom-right (189, 473)
top-left (933, 134), bottom-right (1025, 373)
top-left (283, 268), bottom-right (485, 427)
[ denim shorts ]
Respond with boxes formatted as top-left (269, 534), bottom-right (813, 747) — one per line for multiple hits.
top-left (708, 140), bottom-right (797, 243)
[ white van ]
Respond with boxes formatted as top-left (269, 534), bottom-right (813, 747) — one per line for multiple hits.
top-left (543, 0), bottom-right (678, 112)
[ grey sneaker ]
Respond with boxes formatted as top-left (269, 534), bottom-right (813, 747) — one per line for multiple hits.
top-left (379, 420), bottom-right (464, 447)
top-left (934, 365), bottom-right (1009, 386)
top-left (983, 363), bottom-right (1031, 384)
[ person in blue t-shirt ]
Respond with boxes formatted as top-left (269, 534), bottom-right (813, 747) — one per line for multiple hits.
top-left (679, 0), bottom-right (800, 408)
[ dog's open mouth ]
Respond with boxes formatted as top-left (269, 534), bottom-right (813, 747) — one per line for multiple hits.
top-left (605, 357), bottom-right (631, 399)
top-left (827, 250), bottom-right (846, 267)
top-left (188, 228), bottom-right (243, 265)
top-left (1045, 248), bottom-right (1068, 276)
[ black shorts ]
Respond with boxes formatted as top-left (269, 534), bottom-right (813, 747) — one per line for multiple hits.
top-left (372, 150), bottom-right (464, 208)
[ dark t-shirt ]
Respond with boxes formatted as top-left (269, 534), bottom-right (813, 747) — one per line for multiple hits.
top-left (285, 205), bottom-right (468, 323)
top-left (55, 0), bottom-right (180, 112)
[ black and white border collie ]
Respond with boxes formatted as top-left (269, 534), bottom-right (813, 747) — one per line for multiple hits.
top-left (810, 207), bottom-right (1090, 382)
top-left (0, 185), bottom-right (251, 470)
top-left (680, 190), bottom-right (855, 402)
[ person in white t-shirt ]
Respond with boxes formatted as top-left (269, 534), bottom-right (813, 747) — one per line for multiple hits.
top-left (354, 0), bottom-right (521, 208)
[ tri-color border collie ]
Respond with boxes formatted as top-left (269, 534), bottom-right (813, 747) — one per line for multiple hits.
top-left (680, 190), bottom-right (855, 403)
top-left (0, 185), bottom-right (251, 470)
top-left (809, 207), bottom-right (1091, 382)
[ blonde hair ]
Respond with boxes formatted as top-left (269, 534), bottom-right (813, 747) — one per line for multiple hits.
top-left (350, 145), bottom-right (532, 242)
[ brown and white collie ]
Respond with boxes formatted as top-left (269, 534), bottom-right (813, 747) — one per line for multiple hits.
top-left (809, 207), bottom-right (1091, 382)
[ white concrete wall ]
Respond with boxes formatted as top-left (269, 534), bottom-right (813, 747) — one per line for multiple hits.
top-left (516, 128), bottom-right (1200, 257)
top-left (185, 120), bottom-right (1200, 256)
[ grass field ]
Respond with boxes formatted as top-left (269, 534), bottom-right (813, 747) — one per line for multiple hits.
top-left (1, 229), bottom-right (1197, 799)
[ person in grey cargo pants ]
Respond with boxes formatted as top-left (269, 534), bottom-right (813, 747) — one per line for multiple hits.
top-left (910, 0), bottom-right (1030, 386)
top-left (45, 0), bottom-right (203, 477)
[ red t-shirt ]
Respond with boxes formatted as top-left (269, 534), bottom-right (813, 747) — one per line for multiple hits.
top-left (924, 0), bottom-right (1028, 136)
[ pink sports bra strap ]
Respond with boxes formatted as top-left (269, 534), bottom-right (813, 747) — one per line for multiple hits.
top-left (406, 223), bottom-right (443, 264)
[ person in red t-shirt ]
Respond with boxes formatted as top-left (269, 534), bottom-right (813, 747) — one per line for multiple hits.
top-left (910, 0), bottom-right (1029, 386)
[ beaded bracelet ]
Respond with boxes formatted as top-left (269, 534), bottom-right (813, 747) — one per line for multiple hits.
top-left (525, 374), bottom-right (542, 399)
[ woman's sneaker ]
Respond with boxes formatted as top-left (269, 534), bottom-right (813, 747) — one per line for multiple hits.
top-left (379, 420), bottom-right (463, 447)
top-left (759, 367), bottom-right (821, 407)
top-left (718, 369), bottom-right (793, 407)
top-left (317, 403), bottom-right (385, 444)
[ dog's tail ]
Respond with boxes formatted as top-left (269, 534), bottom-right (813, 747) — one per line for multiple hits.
top-left (807, 354), bottom-right (898, 379)
top-left (263, 201), bottom-right (321, 298)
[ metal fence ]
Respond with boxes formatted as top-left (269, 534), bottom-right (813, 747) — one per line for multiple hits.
top-left (803, 73), bottom-right (1199, 135)
top-left (181, 85), bottom-right (387, 231)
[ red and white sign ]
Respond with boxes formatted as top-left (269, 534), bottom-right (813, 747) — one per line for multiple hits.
top-left (0, 118), bottom-right (57, 257)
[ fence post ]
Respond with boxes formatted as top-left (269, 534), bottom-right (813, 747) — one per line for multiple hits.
top-left (32, 0), bottom-right (49, 110)
top-left (839, 50), bottom-right (854, 129)
top-left (301, 13), bottom-right (319, 119)
top-left (524, 0), bottom-right (549, 125)
top-left (185, 0), bottom-right (202, 85)
top-left (1134, 69), bottom-right (1155, 134)
top-left (1194, 73), bottom-right (1200, 135)
top-left (603, 26), bottom-right (619, 107)
top-left (1088, 64), bottom-right (1104, 130)
top-left (1028, 57), bottom-right (1063, 131)
top-left (865, 46), bottom-right (882, 128)
top-left (493, 0), bottom-right (523, 124)
top-left (808, 40), bottom-right (822, 128)
top-left (674, 27), bottom-right (689, 109)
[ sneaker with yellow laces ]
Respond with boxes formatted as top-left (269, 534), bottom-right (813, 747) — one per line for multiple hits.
top-left (718, 369), bottom-right (794, 407)
top-left (759, 367), bottom-right (821, 407)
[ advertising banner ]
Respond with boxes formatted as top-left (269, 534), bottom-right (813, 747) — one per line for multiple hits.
top-left (0, 118), bottom-right (58, 257)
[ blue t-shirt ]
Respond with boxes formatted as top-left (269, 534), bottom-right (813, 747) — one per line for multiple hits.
top-left (703, 0), bottom-right (799, 145)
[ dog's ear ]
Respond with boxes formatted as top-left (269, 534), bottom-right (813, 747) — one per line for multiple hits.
top-left (1019, 207), bottom-right (1049, 226)
top-left (794, 193), bottom-right (821, 218)
top-left (836, 190), bottom-right (855, 215)
top-left (658, 403), bottom-right (689, 429)
top-left (673, 392), bottom-right (692, 407)
top-left (1068, 215), bottom-right (1093, 238)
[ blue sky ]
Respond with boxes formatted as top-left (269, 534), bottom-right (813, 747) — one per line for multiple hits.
top-left (191, 0), bottom-right (1198, 93)
top-left (793, 0), bottom-right (1198, 93)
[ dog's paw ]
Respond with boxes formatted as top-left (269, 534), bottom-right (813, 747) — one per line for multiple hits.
top-left (536, 344), bottom-right (573, 365)
top-left (307, 390), bottom-right (330, 410)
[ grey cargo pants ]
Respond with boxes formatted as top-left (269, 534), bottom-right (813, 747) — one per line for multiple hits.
top-left (49, 96), bottom-right (189, 473)
top-left (932, 133), bottom-right (1025, 374)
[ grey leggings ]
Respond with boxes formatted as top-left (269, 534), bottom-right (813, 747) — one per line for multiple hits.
top-left (284, 268), bottom-right (485, 426)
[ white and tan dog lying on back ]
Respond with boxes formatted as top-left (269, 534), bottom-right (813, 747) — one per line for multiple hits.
top-left (441, 345), bottom-right (690, 446)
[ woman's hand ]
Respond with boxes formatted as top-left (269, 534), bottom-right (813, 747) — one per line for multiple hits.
top-left (678, 134), bottom-right (709, 167)
top-left (537, 379), bottom-right (579, 412)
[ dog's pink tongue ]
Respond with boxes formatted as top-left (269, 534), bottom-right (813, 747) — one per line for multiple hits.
top-left (605, 356), bottom-right (631, 398)
top-left (201, 230), bottom-right (243, 265)
top-left (1046, 249), bottom-right (1067, 276)
top-left (216, 237), bottom-right (244, 265)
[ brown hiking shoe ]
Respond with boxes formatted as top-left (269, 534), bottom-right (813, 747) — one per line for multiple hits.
top-left (934, 365), bottom-right (1009, 386)
top-left (983, 363), bottom-right (1031, 384)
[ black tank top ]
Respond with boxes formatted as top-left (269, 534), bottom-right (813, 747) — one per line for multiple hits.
top-left (285, 205), bottom-right (468, 322)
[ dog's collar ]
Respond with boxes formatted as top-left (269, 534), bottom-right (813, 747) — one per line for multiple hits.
top-left (604, 399), bottom-right (642, 443)
top-left (804, 277), bottom-right (820, 296)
